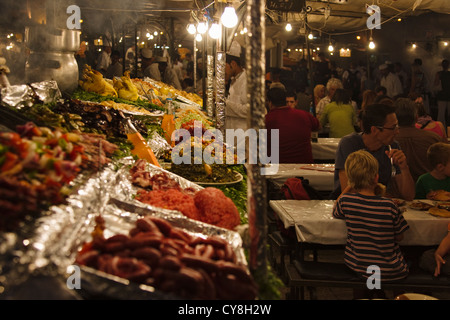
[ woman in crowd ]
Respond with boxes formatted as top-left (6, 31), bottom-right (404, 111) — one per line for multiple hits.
top-left (319, 88), bottom-right (357, 138)
top-left (414, 99), bottom-right (447, 139)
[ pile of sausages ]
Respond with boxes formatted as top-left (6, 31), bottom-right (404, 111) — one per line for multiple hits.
top-left (75, 215), bottom-right (257, 300)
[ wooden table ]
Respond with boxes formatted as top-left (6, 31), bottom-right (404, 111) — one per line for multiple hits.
top-left (269, 200), bottom-right (450, 246)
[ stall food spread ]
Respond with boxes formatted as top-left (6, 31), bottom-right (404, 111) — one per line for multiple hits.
top-left (0, 78), bottom-right (265, 300)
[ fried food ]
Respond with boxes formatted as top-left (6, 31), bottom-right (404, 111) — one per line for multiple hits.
top-left (79, 65), bottom-right (117, 97)
top-left (409, 201), bottom-right (434, 211)
top-left (428, 206), bottom-right (450, 218)
top-left (426, 190), bottom-right (450, 201)
top-left (113, 71), bottom-right (139, 101)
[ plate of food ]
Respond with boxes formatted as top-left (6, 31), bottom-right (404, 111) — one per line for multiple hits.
top-left (428, 202), bottom-right (450, 218)
top-left (426, 190), bottom-right (450, 201)
top-left (408, 200), bottom-right (434, 211)
top-left (169, 163), bottom-right (244, 186)
top-left (392, 198), bottom-right (406, 207)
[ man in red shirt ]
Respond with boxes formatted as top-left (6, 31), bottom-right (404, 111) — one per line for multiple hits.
top-left (265, 87), bottom-right (320, 163)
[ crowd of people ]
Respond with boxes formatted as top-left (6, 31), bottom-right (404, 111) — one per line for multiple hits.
top-left (262, 53), bottom-right (450, 298)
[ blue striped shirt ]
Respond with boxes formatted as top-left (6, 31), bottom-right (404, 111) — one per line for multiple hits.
top-left (333, 193), bottom-right (410, 282)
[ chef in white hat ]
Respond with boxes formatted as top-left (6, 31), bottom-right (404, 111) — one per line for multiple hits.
top-left (156, 56), bottom-right (182, 90)
top-left (141, 48), bottom-right (161, 81)
top-left (379, 63), bottom-right (403, 99)
top-left (224, 41), bottom-right (249, 154)
top-left (96, 39), bottom-right (112, 76)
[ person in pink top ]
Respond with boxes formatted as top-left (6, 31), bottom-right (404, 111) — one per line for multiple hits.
top-left (414, 98), bottom-right (447, 139)
top-left (265, 87), bottom-right (320, 163)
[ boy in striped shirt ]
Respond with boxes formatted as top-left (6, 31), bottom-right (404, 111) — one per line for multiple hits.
top-left (333, 150), bottom-right (409, 298)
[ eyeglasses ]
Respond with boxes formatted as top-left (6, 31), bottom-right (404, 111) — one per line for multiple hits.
top-left (376, 124), bottom-right (399, 131)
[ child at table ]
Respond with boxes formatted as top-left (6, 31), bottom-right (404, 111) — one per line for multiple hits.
top-left (415, 142), bottom-right (450, 199)
top-left (333, 150), bottom-right (410, 298)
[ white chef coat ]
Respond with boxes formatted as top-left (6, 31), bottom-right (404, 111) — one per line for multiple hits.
top-left (225, 69), bottom-right (249, 155)
top-left (381, 72), bottom-right (403, 98)
top-left (144, 63), bottom-right (161, 81)
top-left (225, 69), bottom-right (248, 131)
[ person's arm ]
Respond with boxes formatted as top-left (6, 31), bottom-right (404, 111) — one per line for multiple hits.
top-left (389, 148), bottom-right (415, 201)
top-left (434, 231), bottom-right (450, 277)
top-left (394, 233), bottom-right (404, 242)
top-left (339, 169), bottom-right (349, 194)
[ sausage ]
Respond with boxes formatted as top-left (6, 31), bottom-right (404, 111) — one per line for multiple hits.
top-left (113, 257), bottom-right (152, 282)
top-left (158, 255), bottom-right (182, 271)
top-left (105, 234), bottom-right (129, 243)
top-left (179, 253), bottom-right (218, 273)
top-left (146, 216), bottom-right (172, 236)
top-left (75, 249), bottom-right (99, 267)
top-left (136, 217), bottom-right (160, 234)
top-left (126, 235), bottom-right (163, 249)
top-left (216, 261), bottom-right (255, 285)
top-left (169, 227), bottom-right (194, 243)
top-left (103, 241), bottom-right (126, 253)
top-left (131, 247), bottom-right (161, 267)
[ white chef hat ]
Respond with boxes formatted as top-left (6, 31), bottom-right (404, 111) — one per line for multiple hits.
top-left (227, 40), bottom-right (241, 58)
top-left (141, 48), bottom-right (153, 59)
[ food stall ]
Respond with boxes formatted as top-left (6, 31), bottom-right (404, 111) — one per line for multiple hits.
top-left (2, 0), bottom-right (450, 304)
top-left (0, 0), bottom-right (284, 301)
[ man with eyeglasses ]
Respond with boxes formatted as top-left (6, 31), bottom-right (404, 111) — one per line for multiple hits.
top-left (330, 103), bottom-right (415, 200)
top-left (394, 98), bottom-right (446, 183)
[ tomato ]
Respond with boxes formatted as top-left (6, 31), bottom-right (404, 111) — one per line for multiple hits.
top-left (0, 152), bottom-right (19, 172)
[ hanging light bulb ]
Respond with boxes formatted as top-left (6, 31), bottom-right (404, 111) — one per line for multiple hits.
top-left (187, 23), bottom-right (196, 35)
top-left (221, 6), bottom-right (238, 28)
top-left (197, 21), bottom-right (207, 34)
top-left (209, 23), bottom-right (221, 39)
top-left (195, 33), bottom-right (202, 42)
top-left (285, 23), bottom-right (292, 32)
top-left (369, 37), bottom-right (376, 49)
top-left (308, 33), bottom-right (314, 40)
top-left (328, 43), bottom-right (334, 52)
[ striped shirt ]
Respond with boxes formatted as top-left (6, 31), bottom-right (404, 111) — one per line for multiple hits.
top-left (333, 193), bottom-right (410, 282)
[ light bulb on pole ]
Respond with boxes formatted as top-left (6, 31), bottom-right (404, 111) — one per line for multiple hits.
top-left (285, 23), bottom-right (292, 32)
top-left (221, 6), bottom-right (238, 28)
top-left (197, 21), bottom-right (207, 34)
top-left (209, 23), bottom-right (221, 39)
top-left (187, 24), bottom-right (196, 35)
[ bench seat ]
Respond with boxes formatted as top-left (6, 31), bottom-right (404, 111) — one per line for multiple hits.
top-left (285, 259), bottom-right (450, 299)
